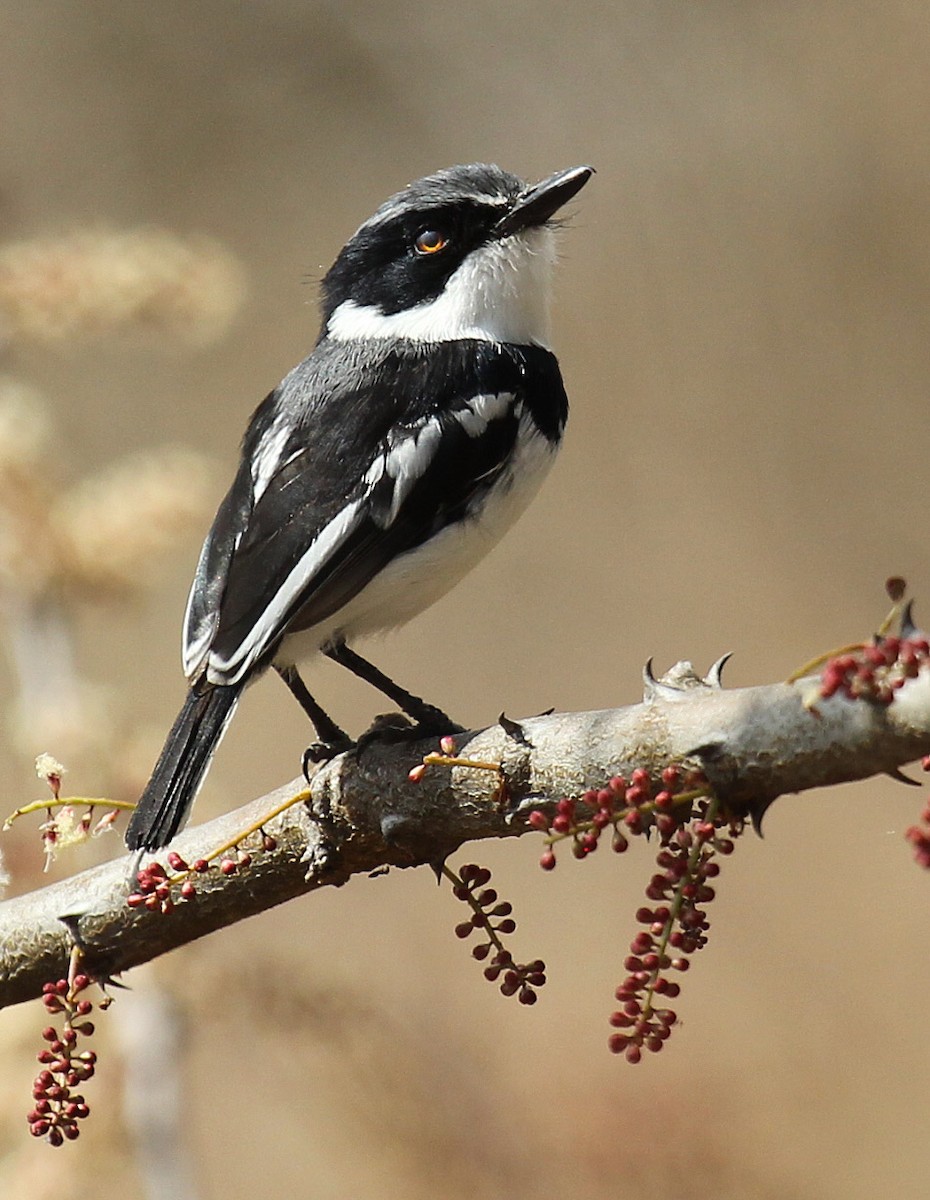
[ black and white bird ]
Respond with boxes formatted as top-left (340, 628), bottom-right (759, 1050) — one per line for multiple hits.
top-left (126, 162), bottom-right (593, 852)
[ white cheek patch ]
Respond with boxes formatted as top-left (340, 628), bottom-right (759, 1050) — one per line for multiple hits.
top-left (327, 229), bottom-right (556, 348)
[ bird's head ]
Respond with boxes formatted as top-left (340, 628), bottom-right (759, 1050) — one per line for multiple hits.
top-left (320, 163), bottom-right (593, 349)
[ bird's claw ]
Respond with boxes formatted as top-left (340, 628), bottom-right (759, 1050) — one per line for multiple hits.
top-left (302, 737), bottom-right (355, 779)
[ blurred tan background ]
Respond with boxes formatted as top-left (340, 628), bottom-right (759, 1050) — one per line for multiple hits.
top-left (2, 2), bottom-right (930, 1197)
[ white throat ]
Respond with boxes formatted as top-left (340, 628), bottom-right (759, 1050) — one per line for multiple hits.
top-left (326, 227), bottom-right (556, 348)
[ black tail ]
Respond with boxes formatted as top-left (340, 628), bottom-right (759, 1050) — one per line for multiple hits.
top-left (126, 684), bottom-right (241, 852)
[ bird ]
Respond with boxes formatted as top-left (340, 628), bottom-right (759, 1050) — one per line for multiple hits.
top-left (125, 161), bottom-right (593, 852)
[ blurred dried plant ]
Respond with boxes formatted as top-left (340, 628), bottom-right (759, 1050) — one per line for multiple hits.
top-left (0, 379), bottom-right (213, 602)
top-left (0, 380), bottom-right (215, 789)
top-left (0, 229), bottom-right (245, 346)
top-left (0, 224), bottom-right (243, 1192)
top-left (0, 229), bottom-right (244, 811)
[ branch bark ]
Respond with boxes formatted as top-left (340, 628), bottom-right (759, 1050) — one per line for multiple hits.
top-left (2, 663), bottom-right (929, 1011)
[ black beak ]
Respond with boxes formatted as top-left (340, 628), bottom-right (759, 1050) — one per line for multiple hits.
top-left (496, 165), bottom-right (594, 237)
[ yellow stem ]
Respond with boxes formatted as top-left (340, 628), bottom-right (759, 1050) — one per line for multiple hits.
top-left (168, 788), bottom-right (311, 879)
top-left (67, 944), bottom-right (84, 994)
top-left (422, 753), bottom-right (502, 773)
top-left (785, 641), bottom-right (867, 684)
top-left (3, 795), bottom-right (134, 830)
top-left (876, 597), bottom-right (905, 638)
top-left (786, 597), bottom-right (906, 684)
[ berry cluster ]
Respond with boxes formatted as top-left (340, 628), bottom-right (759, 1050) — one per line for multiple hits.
top-left (450, 863), bottom-right (546, 1005)
top-left (609, 801), bottom-right (734, 1062)
top-left (529, 765), bottom-right (709, 868)
top-left (27, 973), bottom-right (98, 1144)
top-left (127, 854), bottom-right (210, 913)
top-left (126, 833), bottom-right (277, 913)
top-left (905, 756), bottom-right (930, 869)
top-left (819, 634), bottom-right (929, 705)
top-left (527, 767), bottom-right (741, 1061)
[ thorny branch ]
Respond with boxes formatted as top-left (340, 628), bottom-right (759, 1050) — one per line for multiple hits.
top-left (2, 657), bottom-right (930, 1010)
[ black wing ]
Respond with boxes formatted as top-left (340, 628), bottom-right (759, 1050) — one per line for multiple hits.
top-left (184, 339), bottom-right (567, 686)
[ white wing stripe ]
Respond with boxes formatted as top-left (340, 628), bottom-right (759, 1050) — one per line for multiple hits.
top-left (468, 392), bottom-right (513, 422)
top-left (206, 499), bottom-right (364, 685)
top-left (182, 542), bottom-right (216, 680)
top-left (384, 417), bottom-right (441, 482)
top-left (385, 418), bottom-right (443, 523)
top-left (455, 409), bottom-right (486, 437)
top-left (250, 417), bottom-right (291, 505)
top-left (454, 392), bottom-right (514, 438)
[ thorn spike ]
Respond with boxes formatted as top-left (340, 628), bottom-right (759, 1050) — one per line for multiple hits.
top-left (643, 658), bottom-right (659, 701)
top-left (706, 652), bottom-right (733, 689)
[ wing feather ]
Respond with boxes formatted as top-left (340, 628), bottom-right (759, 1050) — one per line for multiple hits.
top-left (183, 340), bottom-right (566, 686)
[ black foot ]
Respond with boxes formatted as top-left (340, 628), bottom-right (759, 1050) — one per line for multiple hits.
top-left (301, 735), bottom-right (355, 780)
top-left (355, 711), bottom-right (464, 756)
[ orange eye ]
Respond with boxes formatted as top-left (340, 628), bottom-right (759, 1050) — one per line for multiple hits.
top-left (414, 229), bottom-right (448, 255)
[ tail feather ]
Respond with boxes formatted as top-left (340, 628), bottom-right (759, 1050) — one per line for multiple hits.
top-left (126, 684), bottom-right (241, 852)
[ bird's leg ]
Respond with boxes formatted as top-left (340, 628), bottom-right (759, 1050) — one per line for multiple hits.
top-left (274, 665), bottom-right (354, 768)
top-left (325, 641), bottom-right (462, 734)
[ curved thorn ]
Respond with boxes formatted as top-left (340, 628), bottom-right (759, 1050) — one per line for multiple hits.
top-left (885, 766), bottom-right (921, 787)
top-left (749, 795), bottom-right (776, 836)
top-left (643, 657), bottom-right (659, 700)
top-left (706, 652), bottom-right (733, 689)
top-left (498, 712), bottom-right (530, 746)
